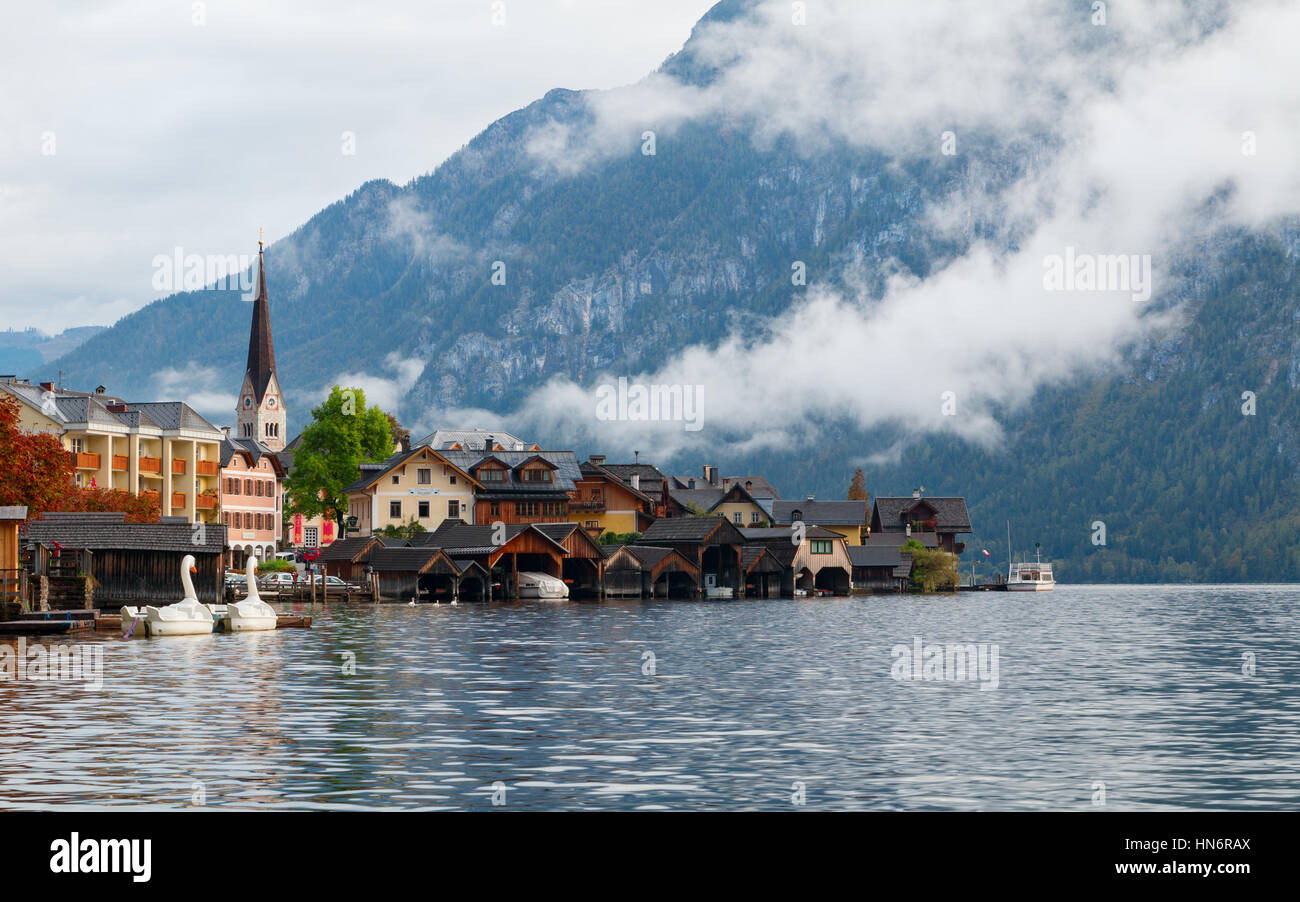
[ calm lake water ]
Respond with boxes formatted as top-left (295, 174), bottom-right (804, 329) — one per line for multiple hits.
top-left (1, 585), bottom-right (1297, 811)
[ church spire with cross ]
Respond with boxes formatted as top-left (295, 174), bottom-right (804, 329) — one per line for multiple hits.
top-left (236, 231), bottom-right (287, 451)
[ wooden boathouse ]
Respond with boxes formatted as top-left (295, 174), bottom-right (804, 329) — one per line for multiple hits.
top-left (23, 512), bottom-right (227, 607)
top-left (602, 544), bottom-right (701, 598)
top-left (635, 516), bottom-right (745, 597)
top-left (366, 545), bottom-right (490, 602)
top-left (319, 535), bottom-right (407, 581)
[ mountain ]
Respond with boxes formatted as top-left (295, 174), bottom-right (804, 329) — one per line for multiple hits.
top-left (0, 326), bottom-right (107, 376)
top-left (40, 0), bottom-right (1300, 581)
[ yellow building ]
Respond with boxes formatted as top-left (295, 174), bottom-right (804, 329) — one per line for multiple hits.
top-left (771, 498), bottom-right (869, 545)
top-left (569, 458), bottom-right (657, 537)
top-left (343, 443), bottom-right (481, 536)
top-left (707, 483), bottom-right (774, 528)
top-left (0, 377), bottom-right (223, 523)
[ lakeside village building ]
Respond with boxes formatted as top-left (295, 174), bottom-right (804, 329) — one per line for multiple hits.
top-left (1, 243), bottom-right (973, 600)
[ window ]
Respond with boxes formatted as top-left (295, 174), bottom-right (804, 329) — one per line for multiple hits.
top-left (230, 479), bottom-right (240, 495)
top-left (449, 476), bottom-right (456, 485)
top-left (516, 501), bottom-right (537, 517)
top-left (71, 438), bottom-right (84, 453)
top-left (480, 468), bottom-right (505, 482)
top-left (389, 500), bottom-right (402, 519)
top-left (244, 479), bottom-right (252, 494)
top-left (751, 511), bottom-right (761, 524)
top-left (417, 468), bottom-right (431, 485)
top-left (733, 512), bottom-right (742, 523)
top-left (522, 468), bottom-right (552, 483)
top-left (448, 500), bottom-right (460, 518)
top-left (255, 513), bottom-right (263, 530)
top-left (391, 475), bottom-right (399, 485)
top-left (585, 520), bottom-right (599, 529)
top-left (255, 481), bottom-right (263, 496)
top-left (811, 539), bottom-right (832, 554)
top-left (304, 526), bottom-right (318, 547)
top-left (490, 502), bottom-right (500, 517)
top-left (223, 512), bottom-right (230, 526)
top-left (418, 501), bottom-right (430, 518)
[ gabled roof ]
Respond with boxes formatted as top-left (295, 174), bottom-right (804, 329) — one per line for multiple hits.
top-left (741, 545), bottom-right (785, 573)
top-left (637, 516), bottom-right (746, 546)
top-left (577, 461), bottom-right (656, 504)
top-left (872, 497), bottom-right (972, 533)
top-left (0, 506), bottom-right (28, 521)
top-left (847, 544), bottom-right (903, 568)
top-left (341, 445), bottom-right (481, 494)
top-left (24, 512), bottom-right (226, 553)
top-left (707, 482), bottom-right (768, 515)
top-left (121, 402), bottom-right (221, 434)
top-left (318, 535), bottom-right (402, 563)
top-left (367, 546), bottom-right (458, 574)
top-left (720, 475), bottom-right (782, 500)
top-left (771, 500), bottom-right (868, 527)
top-left (667, 487), bottom-right (724, 512)
top-left (604, 544), bottom-right (699, 575)
top-left (220, 437), bottom-right (285, 473)
top-left (600, 463), bottom-right (667, 496)
top-left (863, 531), bottom-right (939, 549)
top-left (422, 520), bottom-right (568, 556)
top-left (739, 525), bottom-right (842, 542)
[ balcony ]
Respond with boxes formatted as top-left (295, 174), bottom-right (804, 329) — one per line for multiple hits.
top-left (196, 493), bottom-right (218, 510)
top-left (171, 459), bottom-right (187, 475)
top-left (195, 460), bottom-right (219, 476)
top-left (569, 499), bottom-right (606, 512)
top-left (68, 451), bottom-right (100, 469)
top-left (139, 456), bottom-right (161, 474)
top-left (170, 492), bottom-right (187, 509)
top-left (111, 454), bottom-right (128, 471)
top-left (140, 490), bottom-right (160, 507)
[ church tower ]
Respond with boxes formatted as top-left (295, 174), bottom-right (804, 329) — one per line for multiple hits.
top-left (236, 235), bottom-right (287, 451)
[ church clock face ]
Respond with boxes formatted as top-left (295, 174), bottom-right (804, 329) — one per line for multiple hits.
top-left (267, 397), bottom-right (276, 409)
top-left (243, 397), bottom-right (253, 409)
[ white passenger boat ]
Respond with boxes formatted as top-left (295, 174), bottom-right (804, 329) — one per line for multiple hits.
top-left (517, 571), bottom-right (569, 600)
top-left (121, 554), bottom-right (216, 636)
top-left (225, 555), bottom-right (279, 631)
top-left (1007, 552), bottom-right (1055, 592)
top-left (705, 586), bottom-right (735, 599)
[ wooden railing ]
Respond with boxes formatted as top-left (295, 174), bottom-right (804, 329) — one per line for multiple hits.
top-left (195, 460), bottom-right (219, 476)
top-left (196, 493), bottom-right (218, 510)
top-left (171, 458), bottom-right (187, 475)
top-left (68, 451), bottom-right (100, 469)
top-left (111, 454), bottom-right (129, 470)
top-left (0, 568), bottom-right (25, 607)
top-left (139, 456), bottom-right (161, 474)
top-left (170, 492), bottom-right (187, 509)
top-left (569, 499), bottom-right (606, 512)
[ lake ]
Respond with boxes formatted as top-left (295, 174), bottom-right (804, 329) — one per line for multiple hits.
top-left (1, 584), bottom-right (1296, 810)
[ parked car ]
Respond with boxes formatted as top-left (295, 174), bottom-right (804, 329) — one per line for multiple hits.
top-left (258, 571), bottom-right (299, 590)
top-left (305, 574), bottom-right (356, 597)
top-left (224, 570), bottom-right (248, 588)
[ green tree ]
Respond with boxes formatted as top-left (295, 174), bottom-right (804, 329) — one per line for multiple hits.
top-left (903, 539), bottom-right (959, 592)
top-left (285, 386), bottom-right (393, 537)
top-left (377, 517), bottom-right (426, 540)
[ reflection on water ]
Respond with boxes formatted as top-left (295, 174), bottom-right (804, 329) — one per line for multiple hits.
top-left (1, 585), bottom-right (1297, 810)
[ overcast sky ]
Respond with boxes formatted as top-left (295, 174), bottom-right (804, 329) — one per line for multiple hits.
top-left (0, 0), bottom-right (714, 334)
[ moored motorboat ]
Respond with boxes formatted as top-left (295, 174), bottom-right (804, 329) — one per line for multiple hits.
top-left (225, 555), bottom-right (279, 631)
top-left (705, 586), bottom-right (735, 599)
top-left (121, 554), bottom-right (216, 636)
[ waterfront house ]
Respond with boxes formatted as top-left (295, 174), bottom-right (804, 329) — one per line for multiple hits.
top-left (635, 516), bottom-right (746, 596)
top-left (0, 377), bottom-right (223, 523)
top-left (23, 512), bottom-right (227, 607)
top-left (414, 520), bottom-right (570, 598)
top-left (602, 544), bottom-right (701, 598)
top-left (219, 436), bottom-right (284, 567)
top-left (598, 461), bottom-right (670, 517)
top-left (870, 492), bottom-right (972, 553)
top-left (568, 456), bottom-right (658, 537)
top-left (740, 544), bottom-right (785, 598)
top-left (770, 497), bottom-right (869, 545)
top-left (707, 482), bottom-right (774, 527)
top-left (342, 439), bottom-right (482, 536)
top-left (740, 525), bottom-right (853, 595)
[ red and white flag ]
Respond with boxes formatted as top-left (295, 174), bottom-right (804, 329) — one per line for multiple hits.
top-left (981, 549), bottom-right (991, 558)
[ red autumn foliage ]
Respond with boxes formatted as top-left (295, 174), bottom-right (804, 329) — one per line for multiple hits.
top-left (0, 392), bottom-right (73, 515)
top-left (47, 485), bottom-right (160, 523)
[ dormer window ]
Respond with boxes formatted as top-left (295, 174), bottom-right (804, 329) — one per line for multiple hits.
top-left (522, 468), bottom-right (552, 483)
top-left (480, 468), bottom-right (505, 482)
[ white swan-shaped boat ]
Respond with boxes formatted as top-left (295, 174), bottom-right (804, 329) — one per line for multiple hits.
top-left (225, 555), bottom-right (278, 632)
top-left (121, 554), bottom-right (216, 637)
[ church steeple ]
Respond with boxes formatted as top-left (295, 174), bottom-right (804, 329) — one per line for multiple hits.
top-left (236, 231), bottom-right (287, 451)
top-left (245, 232), bottom-right (277, 404)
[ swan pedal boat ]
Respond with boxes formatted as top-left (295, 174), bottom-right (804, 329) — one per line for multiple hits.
top-left (120, 555), bottom-right (216, 636)
top-left (223, 555), bottom-right (279, 631)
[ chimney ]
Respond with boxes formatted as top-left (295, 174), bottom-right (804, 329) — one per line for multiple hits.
top-left (589, 454), bottom-right (606, 466)
top-left (912, 488), bottom-right (921, 499)
top-left (745, 480), bottom-right (753, 492)
top-left (482, 434), bottom-right (493, 451)
top-left (806, 494), bottom-right (815, 502)
top-left (221, 426), bottom-right (231, 440)
top-left (631, 474), bottom-right (640, 491)
top-left (39, 381), bottom-right (54, 392)
top-left (906, 522), bottom-right (912, 537)
top-left (95, 385), bottom-right (106, 395)
top-left (688, 478), bottom-right (696, 489)
top-left (703, 465), bottom-right (718, 486)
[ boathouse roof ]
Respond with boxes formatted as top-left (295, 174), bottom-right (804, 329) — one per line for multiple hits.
top-left (23, 512), bottom-right (226, 553)
top-left (637, 516), bottom-right (745, 546)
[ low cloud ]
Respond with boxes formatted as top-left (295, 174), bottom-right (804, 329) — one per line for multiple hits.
top-left (151, 364), bottom-right (237, 427)
top-left (323, 352), bottom-right (426, 414)
top-left (508, 0), bottom-right (1300, 461)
